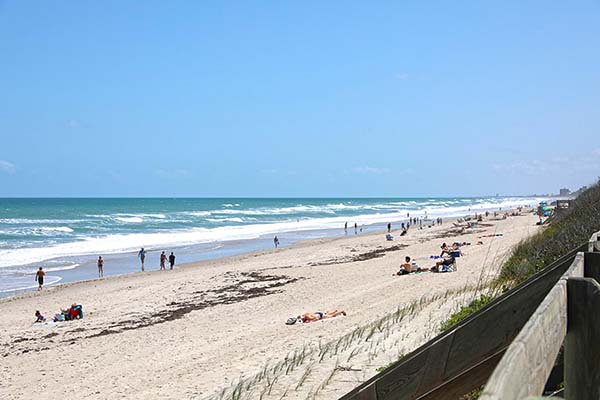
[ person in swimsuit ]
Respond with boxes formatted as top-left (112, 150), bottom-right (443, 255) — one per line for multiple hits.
top-left (431, 255), bottom-right (456, 272)
top-left (168, 252), bottom-right (175, 270)
top-left (300, 310), bottom-right (346, 323)
top-left (35, 267), bottom-right (45, 290)
top-left (395, 256), bottom-right (413, 275)
top-left (160, 251), bottom-right (167, 270)
top-left (34, 310), bottom-right (45, 323)
top-left (138, 248), bottom-right (146, 271)
top-left (97, 256), bottom-right (104, 278)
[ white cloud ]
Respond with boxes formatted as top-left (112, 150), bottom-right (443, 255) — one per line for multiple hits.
top-left (351, 166), bottom-right (391, 174)
top-left (61, 119), bottom-right (83, 129)
top-left (0, 160), bottom-right (16, 173)
top-left (394, 72), bottom-right (410, 80)
top-left (492, 152), bottom-right (600, 176)
top-left (154, 169), bottom-right (190, 178)
top-left (492, 160), bottom-right (549, 175)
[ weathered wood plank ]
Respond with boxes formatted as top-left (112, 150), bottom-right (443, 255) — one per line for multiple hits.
top-left (416, 350), bottom-right (505, 400)
top-left (584, 252), bottom-right (600, 283)
top-left (479, 253), bottom-right (584, 400)
top-left (588, 230), bottom-right (600, 252)
top-left (565, 277), bottom-right (600, 399)
top-left (479, 282), bottom-right (567, 400)
top-left (340, 244), bottom-right (587, 400)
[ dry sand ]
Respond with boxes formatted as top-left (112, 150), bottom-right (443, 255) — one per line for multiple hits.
top-left (0, 212), bottom-right (540, 400)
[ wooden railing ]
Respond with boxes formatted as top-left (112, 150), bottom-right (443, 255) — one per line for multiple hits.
top-left (340, 231), bottom-right (600, 400)
top-left (481, 235), bottom-right (600, 399)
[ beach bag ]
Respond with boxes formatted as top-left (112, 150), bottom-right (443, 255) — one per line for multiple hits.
top-left (286, 317), bottom-right (297, 325)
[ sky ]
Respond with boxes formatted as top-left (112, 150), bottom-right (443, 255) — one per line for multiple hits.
top-left (0, 1), bottom-right (599, 197)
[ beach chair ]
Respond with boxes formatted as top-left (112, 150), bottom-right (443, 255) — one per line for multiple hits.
top-left (449, 260), bottom-right (457, 272)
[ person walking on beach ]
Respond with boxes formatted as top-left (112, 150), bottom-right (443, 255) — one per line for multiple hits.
top-left (169, 252), bottom-right (176, 270)
top-left (160, 251), bottom-right (167, 270)
top-left (387, 223), bottom-right (391, 233)
top-left (97, 256), bottom-right (104, 278)
top-left (344, 222), bottom-right (348, 235)
top-left (138, 248), bottom-right (146, 271)
top-left (274, 236), bottom-right (280, 248)
top-left (354, 223), bottom-right (358, 235)
top-left (35, 267), bottom-right (45, 291)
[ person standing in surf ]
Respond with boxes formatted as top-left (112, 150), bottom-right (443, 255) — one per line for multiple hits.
top-left (97, 256), bottom-right (104, 278)
top-left (160, 251), bottom-right (167, 270)
top-left (168, 252), bottom-right (176, 270)
top-left (138, 248), bottom-right (146, 271)
top-left (35, 267), bottom-right (45, 291)
top-left (274, 236), bottom-right (280, 248)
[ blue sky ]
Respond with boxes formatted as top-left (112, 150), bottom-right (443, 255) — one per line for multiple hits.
top-left (0, 1), bottom-right (599, 197)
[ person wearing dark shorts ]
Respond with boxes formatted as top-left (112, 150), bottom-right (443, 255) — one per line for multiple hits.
top-left (35, 267), bottom-right (45, 290)
top-left (169, 252), bottom-right (175, 270)
top-left (97, 256), bottom-right (104, 278)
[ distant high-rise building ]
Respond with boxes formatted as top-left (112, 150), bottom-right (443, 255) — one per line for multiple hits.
top-left (559, 188), bottom-right (571, 197)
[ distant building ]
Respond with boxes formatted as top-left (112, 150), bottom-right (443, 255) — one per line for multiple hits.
top-left (559, 188), bottom-right (571, 197)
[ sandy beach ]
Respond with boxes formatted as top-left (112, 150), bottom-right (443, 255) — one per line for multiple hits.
top-left (0, 212), bottom-right (540, 400)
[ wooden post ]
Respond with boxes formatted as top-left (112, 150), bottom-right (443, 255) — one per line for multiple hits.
top-left (589, 231), bottom-right (600, 252)
top-left (565, 277), bottom-right (600, 399)
top-left (584, 252), bottom-right (600, 283)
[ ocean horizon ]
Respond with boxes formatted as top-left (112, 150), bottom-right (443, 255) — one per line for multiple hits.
top-left (0, 196), bottom-right (540, 295)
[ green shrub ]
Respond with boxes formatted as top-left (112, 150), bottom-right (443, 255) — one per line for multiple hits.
top-left (376, 353), bottom-right (405, 372)
top-left (440, 295), bottom-right (494, 332)
top-left (460, 386), bottom-right (483, 400)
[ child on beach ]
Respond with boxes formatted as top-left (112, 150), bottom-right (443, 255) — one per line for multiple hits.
top-left (34, 311), bottom-right (45, 323)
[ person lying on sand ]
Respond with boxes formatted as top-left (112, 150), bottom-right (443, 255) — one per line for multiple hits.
top-left (286, 310), bottom-right (346, 324)
top-left (301, 310), bottom-right (346, 322)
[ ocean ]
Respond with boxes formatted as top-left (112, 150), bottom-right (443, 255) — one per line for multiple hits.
top-left (0, 197), bottom-right (539, 295)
